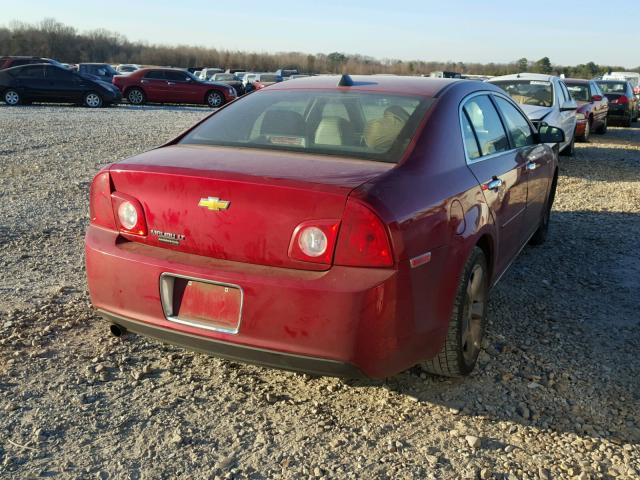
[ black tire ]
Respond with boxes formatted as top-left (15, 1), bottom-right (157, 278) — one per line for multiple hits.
top-left (577, 118), bottom-right (590, 142)
top-left (3, 89), bottom-right (21, 106)
top-left (595, 117), bottom-right (607, 134)
top-left (127, 87), bottom-right (146, 105)
top-left (530, 172), bottom-right (557, 246)
top-left (206, 90), bottom-right (225, 108)
top-left (83, 91), bottom-right (103, 108)
top-left (559, 130), bottom-right (575, 156)
top-left (422, 247), bottom-right (488, 377)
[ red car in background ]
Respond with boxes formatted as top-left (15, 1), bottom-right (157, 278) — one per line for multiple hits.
top-left (564, 78), bottom-right (609, 141)
top-left (86, 75), bottom-right (563, 378)
top-left (113, 67), bottom-right (237, 107)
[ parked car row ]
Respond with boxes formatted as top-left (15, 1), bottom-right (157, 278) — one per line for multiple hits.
top-left (486, 72), bottom-right (639, 152)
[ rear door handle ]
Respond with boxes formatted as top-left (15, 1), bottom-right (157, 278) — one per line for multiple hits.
top-left (526, 161), bottom-right (539, 171)
top-left (482, 178), bottom-right (503, 191)
top-left (167, 82), bottom-right (175, 86)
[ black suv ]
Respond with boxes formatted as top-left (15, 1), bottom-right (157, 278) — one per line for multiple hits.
top-left (0, 56), bottom-right (63, 70)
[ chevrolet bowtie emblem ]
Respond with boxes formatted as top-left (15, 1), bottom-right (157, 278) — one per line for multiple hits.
top-left (198, 197), bottom-right (230, 211)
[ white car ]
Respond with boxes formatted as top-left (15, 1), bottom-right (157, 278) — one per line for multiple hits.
top-left (488, 73), bottom-right (577, 156)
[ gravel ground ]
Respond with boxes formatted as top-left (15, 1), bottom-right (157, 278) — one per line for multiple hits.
top-left (0, 104), bottom-right (639, 480)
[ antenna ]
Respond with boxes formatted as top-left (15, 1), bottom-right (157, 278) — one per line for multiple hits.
top-left (338, 74), bottom-right (354, 87)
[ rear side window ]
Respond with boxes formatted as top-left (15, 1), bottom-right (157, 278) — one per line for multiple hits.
top-left (180, 90), bottom-right (433, 164)
top-left (461, 113), bottom-right (481, 160)
top-left (494, 96), bottom-right (534, 148)
top-left (462, 95), bottom-right (509, 157)
top-left (144, 70), bottom-right (165, 80)
top-left (18, 65), bottom-right (45, 79)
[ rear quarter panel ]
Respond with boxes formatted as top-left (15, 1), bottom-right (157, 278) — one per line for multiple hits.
top-left (351, 82), bottom-right (497, 367)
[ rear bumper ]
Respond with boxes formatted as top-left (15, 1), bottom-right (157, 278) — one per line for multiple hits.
top-left (85, 225), bottom-right (441, 378)
top-left (99, 310), bottom-right (364, 377)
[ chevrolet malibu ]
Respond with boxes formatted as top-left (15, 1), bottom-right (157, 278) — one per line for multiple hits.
top-left (85, 75), bottom-right (563, 378)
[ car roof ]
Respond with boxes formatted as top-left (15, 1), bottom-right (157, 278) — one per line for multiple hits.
top-left (596, 79), bottom-right (628, 83)
top-left (266, 74), bottom-right (462, 96)
top-left (564, 78), bottom-right (591, 84)
top-left (489, 73), bottom-right (557, 82)
top-left (136, 67), bottom-right (187, 72)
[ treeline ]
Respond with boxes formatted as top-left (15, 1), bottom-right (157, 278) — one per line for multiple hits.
top-left (1, 18), bottom-right (637, 78)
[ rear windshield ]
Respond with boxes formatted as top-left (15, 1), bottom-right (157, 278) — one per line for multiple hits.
top-left (492, 80), bottom-right (554, 107)
top-left (597, 82), bottom-right (626, 93)
top-left (566, 83), bottom-right (590, 102)
top-left (179, 90), bottom-right (433, 163)
top-left (259, 75), bottom-right (280, 83)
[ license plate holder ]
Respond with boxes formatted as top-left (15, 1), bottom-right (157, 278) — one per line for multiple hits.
top-left (160, 273), bottom-right (243, 334)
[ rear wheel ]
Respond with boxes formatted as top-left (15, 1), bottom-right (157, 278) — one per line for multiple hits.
top-left (206, 90), bottom-right (224, 108)
top-left (422, 247), bottom-right (488, 377)
top-left (529, 172), bottom-right (557, 246)
top-left (127, 88), bottom-right (146, 105)
top-left (84, 92), bottom-right (103, 108)
top-left (4, 89), bottom-right (21, 106)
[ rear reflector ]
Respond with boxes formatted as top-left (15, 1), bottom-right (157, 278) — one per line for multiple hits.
top-left (334, 199), bottom-right (393, 267)
top-left (614, 96), bottom-right (629, 104)
top-left (89, 170), bottom-right (116, 229)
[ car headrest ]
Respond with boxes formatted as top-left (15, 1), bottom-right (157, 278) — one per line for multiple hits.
top-left (261, 110), bottom-right (305, 136)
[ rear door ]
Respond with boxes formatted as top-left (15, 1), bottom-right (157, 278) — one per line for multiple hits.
top-left (493, 95), bottom-right (552, 236)
top-left (140, 70), bottom-right (167, 102)
top-left (461, 94), bottom-right (528, 276)
top-left (16, 65), bottom-right (48, 99)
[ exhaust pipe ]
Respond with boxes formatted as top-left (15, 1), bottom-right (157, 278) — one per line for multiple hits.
top-left (109, 324), bottom-right (126, 338)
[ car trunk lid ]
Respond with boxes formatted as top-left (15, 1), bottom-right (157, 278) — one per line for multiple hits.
top-left (109, 145), bottom-right (393, 271)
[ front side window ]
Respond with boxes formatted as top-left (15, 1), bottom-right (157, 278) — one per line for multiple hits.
top-left (462, 95), bottom-right (509, 156)
top-left (165, 71), bottom-right (192, 82)
top-left (144, 70), bottom-right (165, 80)
top-left (494, 96), bottom-right (534, 148)
top-left (46, 67), bottom-right (74, 81)
top-left (180, 90), bottom-right (433, 163)
top-left (492, 80), bottom-right (554, 107)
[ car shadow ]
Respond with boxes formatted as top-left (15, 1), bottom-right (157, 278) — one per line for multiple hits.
top-left (347, 209), bottom-right (640, 445)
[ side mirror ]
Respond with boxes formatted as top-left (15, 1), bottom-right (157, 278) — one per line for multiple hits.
top-left (538, 124), bottom-right (565, 144)
top-left (591, 94), bottom-right (603, 101)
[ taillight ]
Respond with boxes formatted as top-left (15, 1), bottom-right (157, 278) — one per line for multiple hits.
top-left (614, 95), bottom-right (629, 104)
top-left (334, 199), bottom-right (393, 267)
top-left (289, 220), bottom-right (340, 264)
top-left (89, 170), bottom-right (116, 229)
top-left (111, 192), bottom-right (147, 236)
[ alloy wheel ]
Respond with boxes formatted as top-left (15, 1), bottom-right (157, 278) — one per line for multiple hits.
top-left (85, 93), bottom-right (101, 108)
top-left (128, 89), bottom-right (144, 104)
top-left (207, 92), bottom-right (223, 107)
top-left (461, 264), bottom-right (486, 365)
top-left (5, 90), bottom-right (19, 105)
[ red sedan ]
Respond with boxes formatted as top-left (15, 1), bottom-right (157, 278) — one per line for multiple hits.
top-left (565, 78), bottom-right (609, 141)
top-left (85, 75), bottom-right (563, 378)
top-left (113, 67), bottom-right (237, 107)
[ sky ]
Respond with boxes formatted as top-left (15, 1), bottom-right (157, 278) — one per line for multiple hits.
top-left (5, 0), bottom-right (640, 67)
